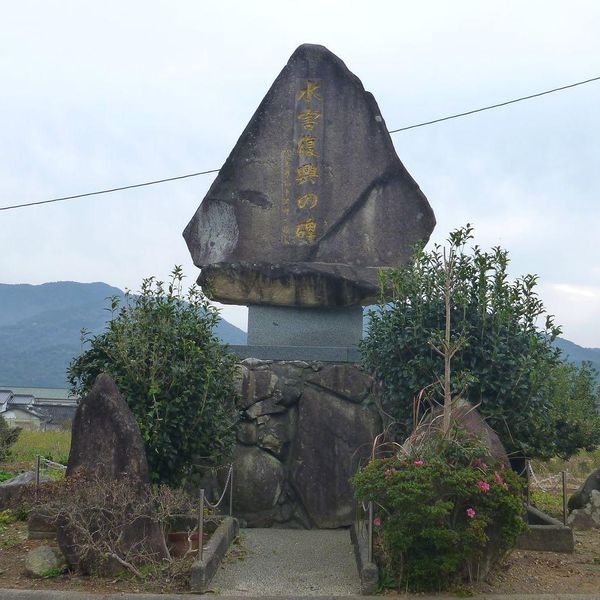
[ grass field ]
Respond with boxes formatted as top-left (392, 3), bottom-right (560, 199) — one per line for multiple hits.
top-left (8, 430), bottom-right (71, 465)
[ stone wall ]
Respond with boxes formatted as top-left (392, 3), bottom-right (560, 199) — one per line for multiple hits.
top-left (228, 358), bottom-right (381, 528)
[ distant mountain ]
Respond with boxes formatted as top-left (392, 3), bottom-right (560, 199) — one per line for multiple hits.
top-left (553, 337), bottom-right (600, 374)
top-left (2, 282), bottom-right (598, 388)
top-left (0, 281), bottom-right (247, 388)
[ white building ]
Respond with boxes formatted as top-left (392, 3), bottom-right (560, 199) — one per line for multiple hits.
top-left (0, 388), bottom-right (78, 430)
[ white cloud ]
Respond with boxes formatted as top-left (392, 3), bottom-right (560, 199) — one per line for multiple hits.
top-left (1, 1), bottom-right (600, 346)
top-left (539, 283), bottom-right (600, 347)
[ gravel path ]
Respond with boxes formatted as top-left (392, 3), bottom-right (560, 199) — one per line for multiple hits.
top-left (209, 528), bottom-right (361, 596)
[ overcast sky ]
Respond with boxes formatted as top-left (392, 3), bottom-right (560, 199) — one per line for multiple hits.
top-left (1, 1), bottom-right (599, 346)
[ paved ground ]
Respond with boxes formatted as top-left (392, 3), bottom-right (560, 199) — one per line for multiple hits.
top-left (3, 591), bottom-right (600, 599)
top-left (209, 528), bottom-right (361, 596)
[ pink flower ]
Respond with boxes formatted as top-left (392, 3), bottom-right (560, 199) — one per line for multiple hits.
top-left (414, 459), bottom-right (425, 466)
top-left (494, 471), bottom-right (504, 485)
top-left (477, 480), bottom-right (490, 492)
top-left (373, 517), bottom-right (382, 527)
top-left (466, 507), bottom-right (476, 519)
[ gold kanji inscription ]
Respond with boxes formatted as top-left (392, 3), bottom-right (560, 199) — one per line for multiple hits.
top-left (298, 109), bottom-right (321, 130)
top-left (295, 217), bottom-right (317, 242)
top-left (296, 192), bottom-right (319, 209)
top-left (298, 80), bottom-right (321, 104)
top-left (295, 163), bottom-right (319, 184)
top-left (297, 135), bottom-right (319, 158)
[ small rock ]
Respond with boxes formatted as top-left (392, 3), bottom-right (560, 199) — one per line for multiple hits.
top-left (241, 358), bottom-right (273, 368)
top-left (568, 508), bottom-right (600, 530)
top-left (569, 467), bottom-right (600, 512)
top-left (278, 378), bottom-right (303, 407)
top-left (246, 397), bottom-right (287, 419)
top-left (259, 433), bottom-right (283, 457)
top-left (0, 471), bottom-right (52, 510)
top-left (25, 545), bottom-right (66, 578)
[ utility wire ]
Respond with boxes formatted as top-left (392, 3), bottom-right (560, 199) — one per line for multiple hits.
top-left (388, 74), bottom-right (600, 133)
top-left (2, 74), bottom-right (599, 212)
top-left (0, 169), bottom-right (220, 211)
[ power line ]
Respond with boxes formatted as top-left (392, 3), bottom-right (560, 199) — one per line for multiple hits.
top-left (0, 169), bottom-right (220, 211)
top-left (388, 74), bottom-right (600, 133)
top-left (2, 74), bottom-right (599, 212)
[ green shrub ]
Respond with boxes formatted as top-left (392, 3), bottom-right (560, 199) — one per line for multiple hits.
top-left (68, 267), bottom-right (238, 486)
top-left (362, 225), bottom-right (570, 460)
top-left (352, 432), bottom-right (526, 592)
top-left (0, 471), bottom-right (14, 482)
top-left (0, 415), bottom-right (21, 462)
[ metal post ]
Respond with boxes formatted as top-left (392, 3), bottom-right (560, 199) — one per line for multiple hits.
top-left (35, 455), bottom-right (41, 489)
top-left (199, 489), bottom-right (205, 562)
top-left (525, 459), bottom-right (530, 508)
top-left (229, 465), bottom-right (233, 517)
top-left (562, 470), bottom-right (568, 526)
top-left (367, 501), bottom-right (374, 564)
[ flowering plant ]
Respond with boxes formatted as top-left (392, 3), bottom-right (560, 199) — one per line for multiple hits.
top-left (352, 430), bottom-right (526, 592)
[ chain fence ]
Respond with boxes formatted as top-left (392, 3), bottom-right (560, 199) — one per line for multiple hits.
top-left (198, 464), bottom-right (234, 561)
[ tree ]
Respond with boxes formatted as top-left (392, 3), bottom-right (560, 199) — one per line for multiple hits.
top-left (549, 361), bottom-right (600, 458)
top-left (68, 267), bottom-right (238, 486)
top-left (362, 225), bottom-right (565, 460)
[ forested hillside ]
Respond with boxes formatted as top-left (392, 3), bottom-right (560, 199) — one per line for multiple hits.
top-left (0, 282), bottom-right (246, 387)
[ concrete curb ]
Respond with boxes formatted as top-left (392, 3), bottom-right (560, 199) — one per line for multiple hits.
top-left (517, 506), bottom-right (575, 553)
top-left (349, 523), bottom-right (378, 595)
top-left (190, 515), bottom-right (239, 593)
top-left (3, 592), bottom-right (600, 599)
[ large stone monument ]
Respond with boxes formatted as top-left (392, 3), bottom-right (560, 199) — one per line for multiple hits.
top-left (184, 44), bottom-right (435, 527)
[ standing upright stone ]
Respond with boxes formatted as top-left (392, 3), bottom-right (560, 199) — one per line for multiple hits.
top-left (184, 43), bottom-right (435, 308)
top-left (59, 374), bottom-right (168, 573)
top-left (66, 373), bottom-right (150, 481)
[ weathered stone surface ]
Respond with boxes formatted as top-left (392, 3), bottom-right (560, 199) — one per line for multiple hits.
top-left (568, 507), bottom-right (600, 529)
top-left (28, 512), bottom-right (57, 540)
top-left (569, 467), bottom-right (600, 512)
top-left (258, 414), bottom-right (294, 459)
top-left (241, 358), bottom-right (273, 368)
top-left (568, 489), bottom-right (600, 529)
top-left (0, 471), bottom-right (51, 510)
top-left (229, 446), bottom-right (285, 522)
top-left (245, 397), bottom-right (287, 419)
top-left (278, 378), bottom-right (303, 407)
top-left (25, 545), bottom-right (66, 577)
top-left (184, 44), bottom-right (435, 307)
top-left (450, 400), bottom-right (509, 465)
top-left (59, 374), bottom-right (168, 573)
top-left (66, 374), bottom-right (150, 481)
top-left (200, 262), bottom-right (382, 307)
top-left (413, 400), bottom-right (508, 465)
top-left (238, 369), bottom-right (278, 409)
top-left (237, 421), bottom-right (258, 446)
top-left (307, 364), bottom-right (372, 402)
top-left (290, 387), bottom-right (380, 528)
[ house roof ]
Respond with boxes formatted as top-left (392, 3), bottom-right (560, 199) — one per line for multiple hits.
top-left (0, 387), bottom-right (78, 400)
top-left (0, 387), bottom-right (78, 424)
